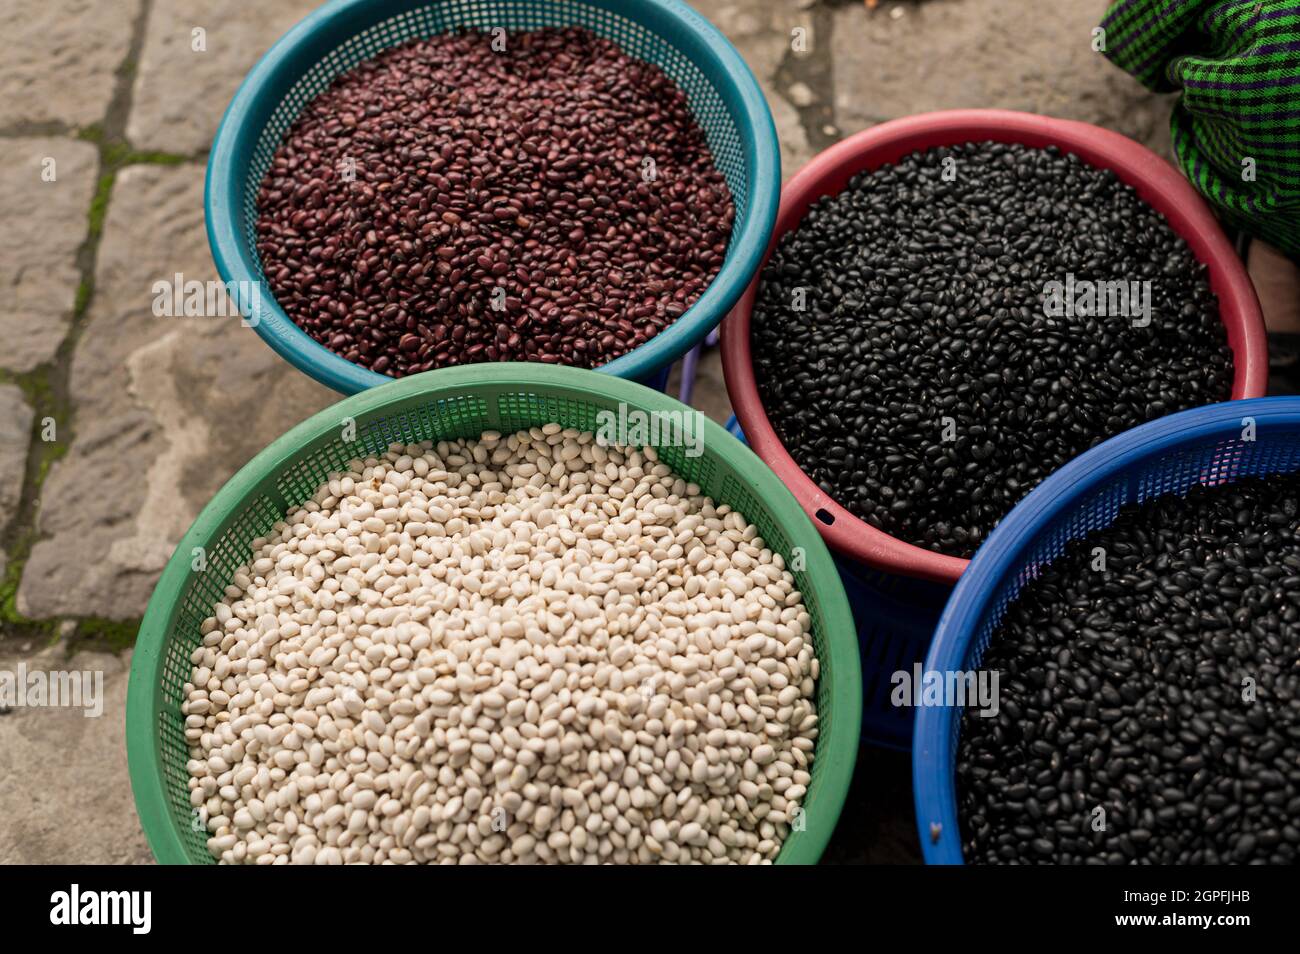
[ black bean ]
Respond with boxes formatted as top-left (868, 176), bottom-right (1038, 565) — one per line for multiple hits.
top-left (958, 473), bottom-right (1300, 864)
top-left (751, 142), bottom-right (1232, 558)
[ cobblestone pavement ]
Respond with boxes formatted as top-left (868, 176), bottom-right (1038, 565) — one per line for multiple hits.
top-left (0, 0), bottom-right (1172, 864)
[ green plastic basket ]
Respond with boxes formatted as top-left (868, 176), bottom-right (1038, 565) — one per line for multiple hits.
top-left (126, 364), bottom-right (861, 864)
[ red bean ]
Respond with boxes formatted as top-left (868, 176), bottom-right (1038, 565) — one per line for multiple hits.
top-left (255, 27), bottom-right (733, 376)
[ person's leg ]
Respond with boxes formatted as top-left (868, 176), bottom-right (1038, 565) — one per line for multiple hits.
top-left (1250, 240), bottom-right (1300, 335)
top-left (1248, 240), bottom-right (1300, 394)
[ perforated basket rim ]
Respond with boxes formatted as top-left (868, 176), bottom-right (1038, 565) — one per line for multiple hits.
top-left (204, 0), bottom-right (780, 396)
top-left (911, 396), bottom-right (1300, 865)
top-left (126, 363), bottom-right (861, 865)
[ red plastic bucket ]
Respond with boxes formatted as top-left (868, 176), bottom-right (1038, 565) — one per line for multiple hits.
top-left (721, 109), bottom-right (1269, 586)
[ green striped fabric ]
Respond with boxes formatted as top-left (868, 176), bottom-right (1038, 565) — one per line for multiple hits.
top-left (1102, 0), bottom-right (1300, 255)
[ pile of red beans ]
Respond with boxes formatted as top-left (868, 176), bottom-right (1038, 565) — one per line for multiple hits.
top-left (255, 26), bottom-right (734, 376)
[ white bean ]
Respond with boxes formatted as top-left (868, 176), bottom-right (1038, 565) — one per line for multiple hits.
top-left (187, 426), bottom-right (818, 865)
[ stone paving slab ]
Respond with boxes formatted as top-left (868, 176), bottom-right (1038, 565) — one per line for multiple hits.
top-left (0, 384), bottom-right (34, 520)
top-left (0, 0), bottom-right (142, 130)
top-left (0, 138), bottom-right (99, 373)
top-left (18, 163), bottom-right (335, 621)
top-left (703, 0), bottom-right (820, 179)
top-left (127, 0), bottom-right (322, 155)
top-left (832, 0), bottom-right (1174, 157)
top-left (667, 347), bottom-right (733, 427)
top-left (0, 384), bottom-right (34, 580)
top-left (0, 647), bottom-right (152, 864)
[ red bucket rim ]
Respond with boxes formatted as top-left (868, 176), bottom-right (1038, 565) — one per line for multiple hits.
top-left (721, 108), bottom-right (1269, 585)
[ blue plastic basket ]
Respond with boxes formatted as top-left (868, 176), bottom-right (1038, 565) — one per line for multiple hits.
top-left (726, 415), bottom-right (949, 749)
top-left (913, 397), bottom-right (1300, 864)
top-left (205, 0), bottom-right (780, 395)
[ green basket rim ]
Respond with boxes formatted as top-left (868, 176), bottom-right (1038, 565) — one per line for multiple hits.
top-left (126, 363), bottom-right (861, 865)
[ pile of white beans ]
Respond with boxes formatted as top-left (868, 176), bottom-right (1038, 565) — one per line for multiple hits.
top-left (184, 424), bottom-right (819, 864)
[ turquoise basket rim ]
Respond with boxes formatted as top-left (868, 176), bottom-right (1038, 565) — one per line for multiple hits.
top-left (913, 396), bottom-right (1300, 864)
top-left (204, 0), bottom-right (781, 395)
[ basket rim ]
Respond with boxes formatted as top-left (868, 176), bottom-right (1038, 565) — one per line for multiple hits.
top-left (126, 362), bottom-right (862, 865)
top-left (720, 108), bottom-right (1269, 585)
top-left (911, 396), bottom-right (1300, 864)
top-left (204, 0), bottom-right (781, 396)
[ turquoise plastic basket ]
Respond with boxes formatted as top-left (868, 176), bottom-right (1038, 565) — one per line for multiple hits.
top-left (205, 0), bottom-right (780, 395)
top-left (914, 397), bottom-right (1300, 863)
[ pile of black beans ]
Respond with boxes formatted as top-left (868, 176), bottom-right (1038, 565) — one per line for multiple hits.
top-left (752, 142), bottom-right (1233, 557)
top-left (958, 472), bottom-right (1300, 864)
